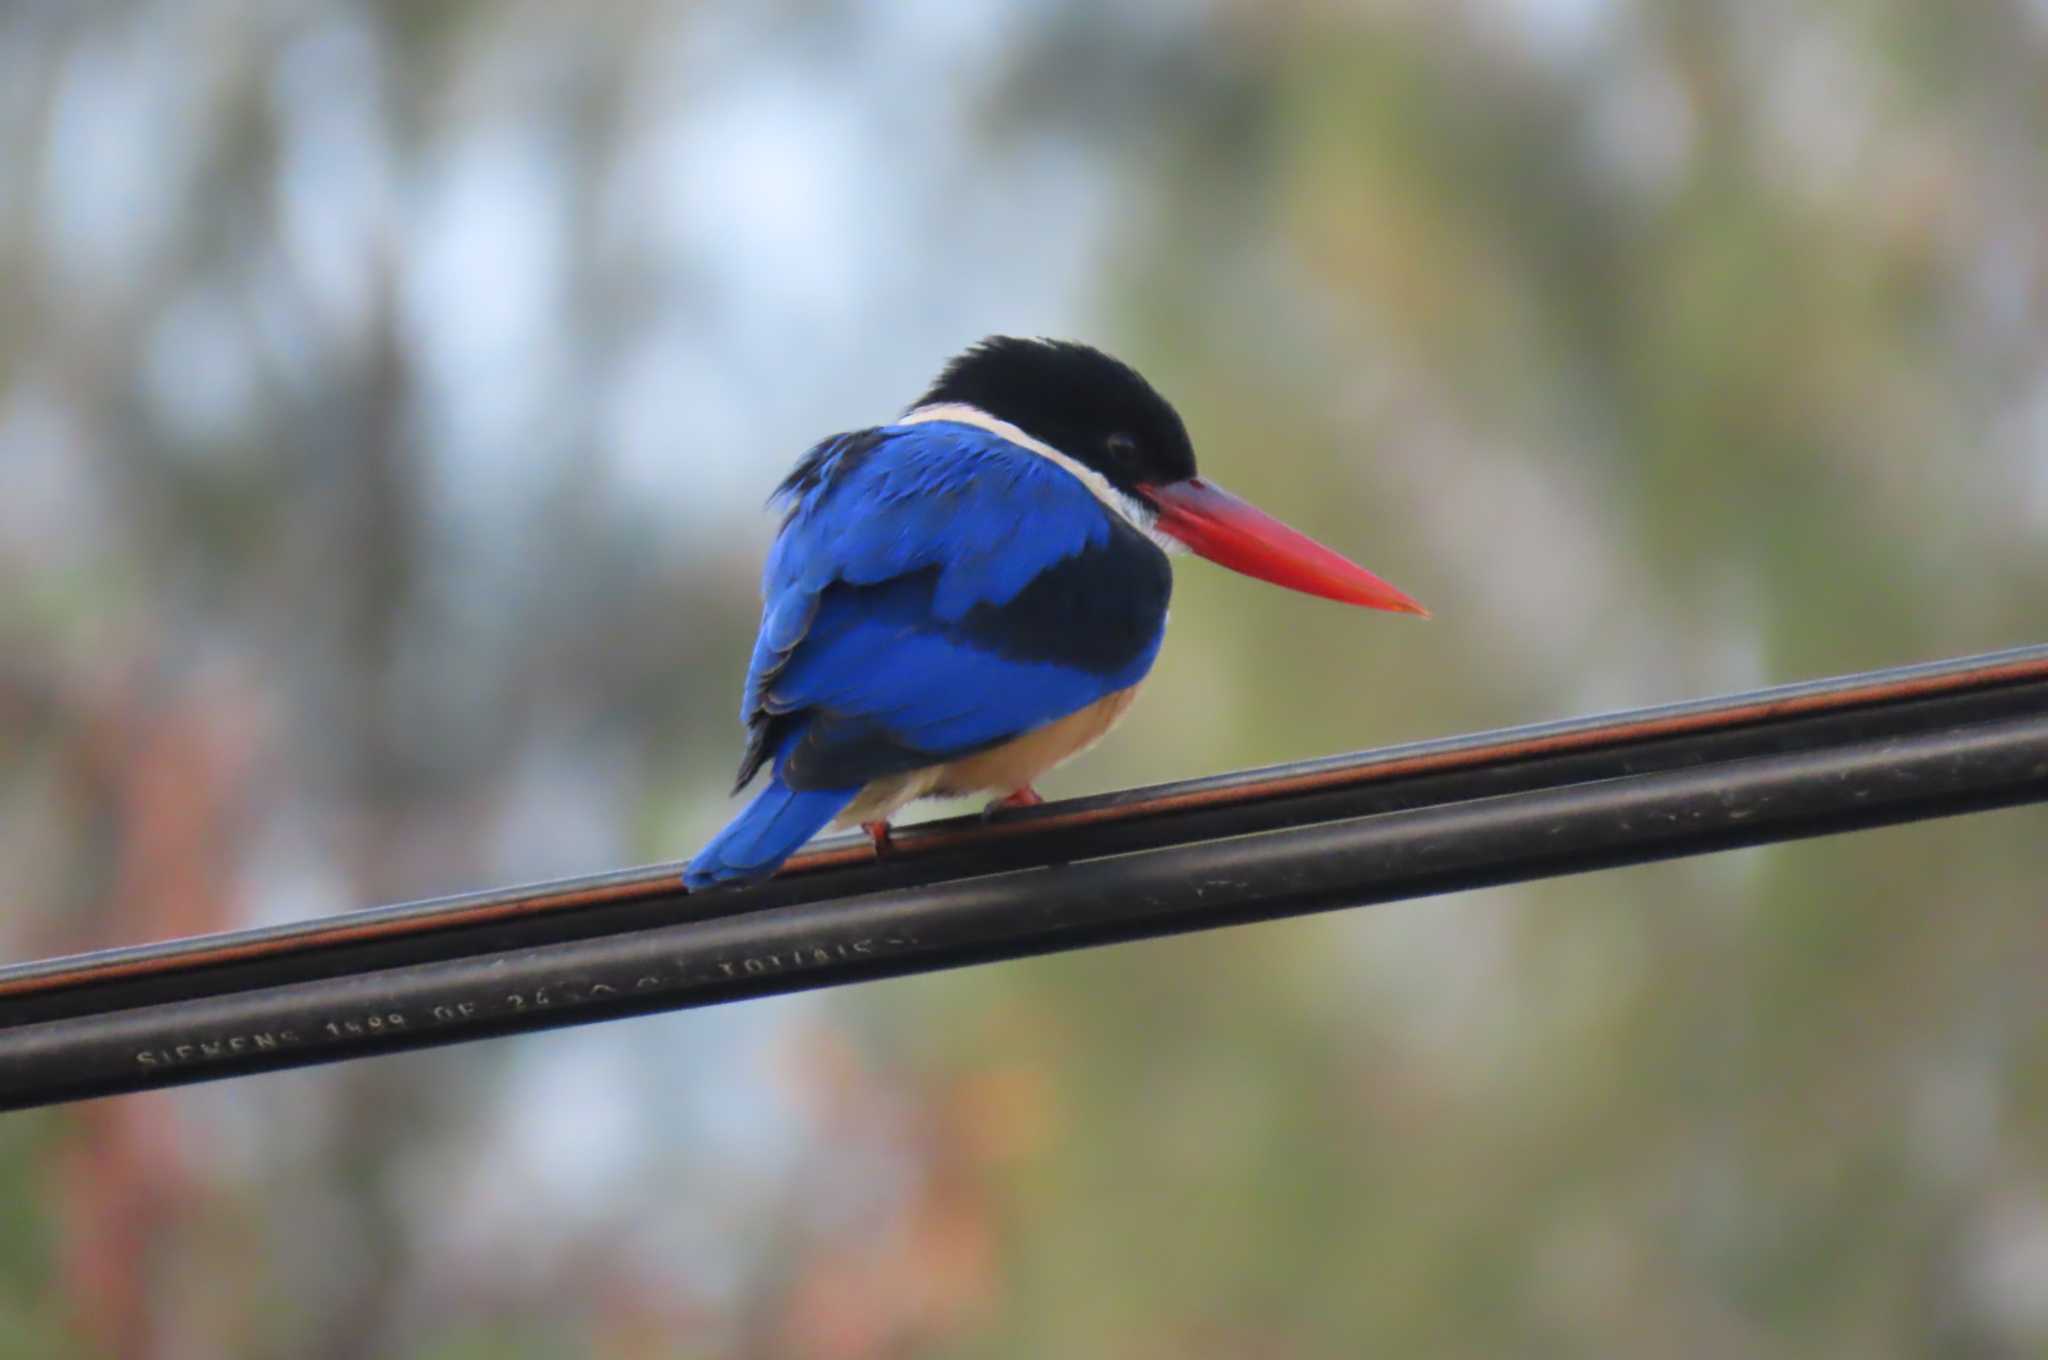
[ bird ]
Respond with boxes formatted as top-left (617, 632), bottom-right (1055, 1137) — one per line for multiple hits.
top-left (683, 336), bottom-right (1426, 889)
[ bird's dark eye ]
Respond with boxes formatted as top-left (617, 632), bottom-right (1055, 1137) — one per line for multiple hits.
top-left (1105, 433), bottom-right (1140, 466)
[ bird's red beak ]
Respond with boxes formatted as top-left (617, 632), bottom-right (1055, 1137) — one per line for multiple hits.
top-left (1140, 478), bottom-right (1428, 617)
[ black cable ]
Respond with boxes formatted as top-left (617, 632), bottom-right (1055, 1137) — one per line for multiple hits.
top-left (2, 646), bottom-right (2045, 1108)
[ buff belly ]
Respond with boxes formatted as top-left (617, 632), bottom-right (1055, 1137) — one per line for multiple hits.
top-left (832, 684), bottom-right (1141, 828)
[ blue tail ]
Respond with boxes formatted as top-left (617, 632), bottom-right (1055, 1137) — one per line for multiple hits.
top-left (684, 775), bottom-right (858, 890)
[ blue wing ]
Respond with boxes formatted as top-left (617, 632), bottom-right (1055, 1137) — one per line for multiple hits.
top-left (733, 420), bottom-right (1170, 795)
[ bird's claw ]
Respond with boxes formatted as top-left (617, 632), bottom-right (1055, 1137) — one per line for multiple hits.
top-left (860, 820), bottom-right (894, 860)
top-left (982, 786), bottom-right (1044, 820)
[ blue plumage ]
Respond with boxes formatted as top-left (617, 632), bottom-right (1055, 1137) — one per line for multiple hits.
top-left (684, 771), bottom-right (858, 887)
top-left (765, 423), bottom-right (1108, 618)
top-left (685, 419), bottom-right (1170, 889)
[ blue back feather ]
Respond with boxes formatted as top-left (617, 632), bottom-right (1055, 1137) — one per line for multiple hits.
top-left (691, 420), bottom-right (1170, 887)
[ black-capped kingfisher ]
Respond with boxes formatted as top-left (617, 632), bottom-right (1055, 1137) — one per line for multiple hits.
top-left (684, 337), bottom-right (1426, 889)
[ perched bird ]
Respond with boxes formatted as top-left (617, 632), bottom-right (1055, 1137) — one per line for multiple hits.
top-left (684, 337), bottom-right (1425, 889)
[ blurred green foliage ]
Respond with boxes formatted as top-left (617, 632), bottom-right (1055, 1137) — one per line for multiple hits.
top-left (1, 1), bottom-right (2044, 1356)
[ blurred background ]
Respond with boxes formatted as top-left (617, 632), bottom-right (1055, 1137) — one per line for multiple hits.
top-left (2, 0), bottom-right (2045, 1355)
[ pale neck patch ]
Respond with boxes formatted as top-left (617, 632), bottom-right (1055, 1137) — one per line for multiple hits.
top-left (899, 401), bottom-right (1178, 552)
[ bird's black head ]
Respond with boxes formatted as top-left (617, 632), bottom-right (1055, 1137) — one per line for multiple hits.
top-left (912, 336), bottom-right (1196, 494)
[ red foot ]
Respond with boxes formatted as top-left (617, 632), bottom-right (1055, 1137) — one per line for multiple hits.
top-left (860, 820), bottom-right (894, 859)
top-left (984, 786), bottom-right (1044, 818)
